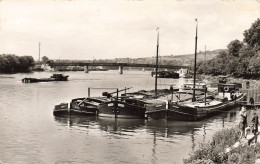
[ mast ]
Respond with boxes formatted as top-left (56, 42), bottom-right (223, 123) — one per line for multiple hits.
top-left (155, 28), bottom-right (159, 97)
top-left (192, 19), bottom-right (198, 102)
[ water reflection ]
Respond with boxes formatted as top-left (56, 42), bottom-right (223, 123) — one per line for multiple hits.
top-left (52, 107), bottom-right (240, 163)
top-left (54, 115), bottom-right (146, 134)
top-left (98, 117), bottom-right (145, 133)
top-left (54, 107), bottom-right (240, 150)
top-left (54, 107), bottom-right (239, 135)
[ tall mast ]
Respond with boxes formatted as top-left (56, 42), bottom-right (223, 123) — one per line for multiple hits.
top-left (155, 28), bottom-right (159, 97)
top-left (192, 19), bottom-right (198, 102)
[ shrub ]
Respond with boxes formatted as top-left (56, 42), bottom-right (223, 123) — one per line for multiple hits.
top-left (184, 127), bottom-right (260, 164)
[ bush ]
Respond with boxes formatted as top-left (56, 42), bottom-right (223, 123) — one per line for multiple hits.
top-left (184, 127), bottom-right (260, 164)
top-left (227, 143), bottom-right (260, 164)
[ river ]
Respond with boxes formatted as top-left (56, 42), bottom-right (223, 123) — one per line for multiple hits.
top-left (0, 71), bottom-right (242, 164)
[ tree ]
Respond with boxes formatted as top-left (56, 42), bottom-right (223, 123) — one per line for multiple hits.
top-left (248, 52), bottom-right (260, 75)
top-left (243, 18), bottom-right (260, 49)
top-left (227, 40), bottom-right (243, 57)
top-left (42, 56), bottom-right (49, 64)
top-left (0, 54), bottom-right (35, 73)
top-left (196, 19), bottom-right (260, 78)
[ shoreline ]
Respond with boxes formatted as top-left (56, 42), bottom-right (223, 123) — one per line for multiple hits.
top-left (184, 108), bottom-right (260, 164)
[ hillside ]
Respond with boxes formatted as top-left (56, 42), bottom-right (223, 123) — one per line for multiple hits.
top-left (52, 49), bottom-right (224, 67)
top-left (113, 49), bottom-right (224, 66)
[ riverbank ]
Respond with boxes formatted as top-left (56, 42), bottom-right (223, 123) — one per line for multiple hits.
top-left (184, 127), bottom-right (260, 163)
top-left (184, 108), bottom-right (260, 164)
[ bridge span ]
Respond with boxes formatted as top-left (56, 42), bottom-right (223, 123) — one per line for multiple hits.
top-left (48, 61), bottom-right (191, 74)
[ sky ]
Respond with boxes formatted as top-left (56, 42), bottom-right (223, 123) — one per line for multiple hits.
top-left (0, 0), bottom-right (259, 61)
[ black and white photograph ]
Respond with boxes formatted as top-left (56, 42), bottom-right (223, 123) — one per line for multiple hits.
top-left (0, 0), bottom-right (260, 163)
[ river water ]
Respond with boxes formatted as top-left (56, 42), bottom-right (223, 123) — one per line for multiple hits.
top-left (0, 71), bottom-right (242, 164)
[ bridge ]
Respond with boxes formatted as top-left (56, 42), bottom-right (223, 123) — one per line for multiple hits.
top-left (48, 61), bottom-right (191, 74)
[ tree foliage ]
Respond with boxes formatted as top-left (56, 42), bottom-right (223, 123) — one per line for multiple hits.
top-left (0, 54), bottom-right (35, 73)
top-left (244, 18), bottom-right (260, 49)
top-left (227, 39), bottom-right (243, 57)
top-left (41, 56), bottom-right (49, 64)
top-left (197, 18), bottom-right (260, 78)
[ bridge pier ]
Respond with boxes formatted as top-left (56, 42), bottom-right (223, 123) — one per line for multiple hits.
top-left (119, 66), bottom-right (123, 74)
top-left (142, 68), bottom-right (145, 72)
top-left (84, 66), bottom-right (89, 73)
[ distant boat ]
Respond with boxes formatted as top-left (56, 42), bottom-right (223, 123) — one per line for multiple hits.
top-left (22, 74), bottom-right (69, 83)
top-left (151, 71), bottom-right (179, 78)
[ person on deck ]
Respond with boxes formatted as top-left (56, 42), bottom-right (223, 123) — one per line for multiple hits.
top-left (249, 97), bottom-right (255, 106)
top-left (239, 106), bottom-right (247, 139)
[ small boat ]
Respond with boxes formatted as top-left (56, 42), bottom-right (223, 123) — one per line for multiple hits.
top-left (151, 71), bottom-right (179, 78)
top-left (22, 74), bottom-right (69, 83)
top-left (53, 97), bottom-right (110, 116)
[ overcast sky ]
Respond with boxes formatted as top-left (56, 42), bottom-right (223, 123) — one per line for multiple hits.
top-left (0, 0), bottom-right (259, 60)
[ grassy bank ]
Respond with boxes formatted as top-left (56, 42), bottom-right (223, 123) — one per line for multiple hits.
top-left (184, 127), bottom-right (260, 164)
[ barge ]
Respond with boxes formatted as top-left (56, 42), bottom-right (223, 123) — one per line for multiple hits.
top-left (22, 74), bottom-right (69, 83)
top-left (53, 97), bottom-right (110, 116)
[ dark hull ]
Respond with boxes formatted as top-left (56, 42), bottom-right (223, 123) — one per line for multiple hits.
top-left (22, 78), bottom-right (68, 83)
top-left (98, 101), bottom-right (146, 119)
top-left (167, 93), bottom-right (245, 121)
top-left (22, 74), bottom-right (69, 83)
top-left (53, 108), bottom-right (97, 116)
top-left (151, 71), bottom-right (179, 78)
top-left (53, 97), bottom-right (107, 116)
top-left (53, 103), bottom-right (98, 116)
top-left (145, 109), bottom-right (168, 120)
top-left (146, 94), bottom-right (245, 121)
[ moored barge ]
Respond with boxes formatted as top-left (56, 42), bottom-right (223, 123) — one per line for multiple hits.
top-left (53, 97), bottom-right (110, 116)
